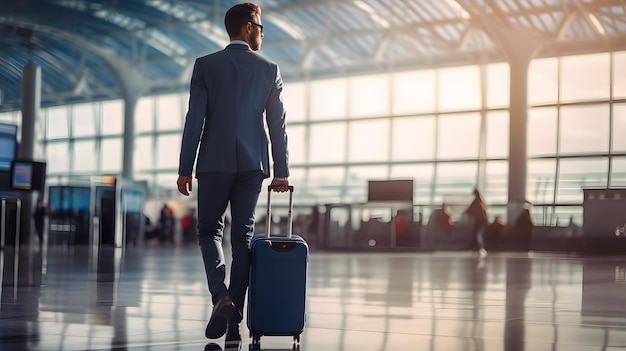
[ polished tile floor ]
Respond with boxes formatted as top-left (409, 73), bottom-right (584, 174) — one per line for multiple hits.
top-left (2, 242), bottom-right (626, 351)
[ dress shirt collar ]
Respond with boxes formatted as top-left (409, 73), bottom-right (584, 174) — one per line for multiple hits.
top-left (229, 40), bottom-right (250, 49)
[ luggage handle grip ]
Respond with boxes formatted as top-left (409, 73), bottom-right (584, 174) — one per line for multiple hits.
top-left (265, 185), bottom-right (293, 239)
top-left (268, 185), bottom-right (294, 192)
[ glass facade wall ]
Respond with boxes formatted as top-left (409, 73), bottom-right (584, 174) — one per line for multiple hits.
top-left (1, 51), bottom-right (624, 226)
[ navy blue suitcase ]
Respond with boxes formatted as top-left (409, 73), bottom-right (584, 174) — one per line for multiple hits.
top-left (247, 186), bottom-right (309, 346)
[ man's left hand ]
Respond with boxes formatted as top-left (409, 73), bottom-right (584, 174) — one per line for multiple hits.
top-left (177, 175), bottom-right (193, 196)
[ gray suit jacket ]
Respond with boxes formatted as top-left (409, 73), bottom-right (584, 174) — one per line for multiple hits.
top-left (178, 43), bottom-right (289, 179)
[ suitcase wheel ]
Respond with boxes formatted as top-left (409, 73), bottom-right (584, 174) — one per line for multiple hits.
top-left (252, 333), bottom-right (261, 346)
top-left (293, 334), bottom-right (300, 343)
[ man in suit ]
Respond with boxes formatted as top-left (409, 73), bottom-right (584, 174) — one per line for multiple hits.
top-left (176, 2), bottom-right (289, 344)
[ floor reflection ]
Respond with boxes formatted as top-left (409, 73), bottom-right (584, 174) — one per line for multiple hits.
top-left (3, 245), bottom-right (626, 350)
top-left (504, 257), bottom-right (531, 351)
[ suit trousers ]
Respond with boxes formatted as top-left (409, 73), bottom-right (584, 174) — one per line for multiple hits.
top-left (196, 171), bottom-right (265, 326)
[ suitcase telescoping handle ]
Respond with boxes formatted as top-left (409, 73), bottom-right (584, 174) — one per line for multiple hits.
top-left (265, 185), bottom-right (294, 239)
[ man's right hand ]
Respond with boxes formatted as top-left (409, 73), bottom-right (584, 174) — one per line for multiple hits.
top-left (270, 178), bottom-right (289, 192)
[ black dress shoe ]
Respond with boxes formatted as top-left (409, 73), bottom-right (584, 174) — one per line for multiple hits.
top-left (204, 342), bottom-right (223, 351)
top-left (225, 324), bottom-right (242, 344)
top-left (205, 294), bottom-right (235, 339)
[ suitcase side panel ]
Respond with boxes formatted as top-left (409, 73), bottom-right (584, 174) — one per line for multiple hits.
top-left (247, 237), bottom-right (308, 336)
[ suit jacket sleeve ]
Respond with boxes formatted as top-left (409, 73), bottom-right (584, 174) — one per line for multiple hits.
top-left (178, 59), bottom-right (207, 176)
top-left (265, 65), bottom-right (289, 179)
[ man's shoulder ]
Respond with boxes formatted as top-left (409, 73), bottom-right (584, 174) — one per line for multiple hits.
top-left (197, 49), bottom-right (227, 61)
top-left (258, 53), bottom-right (279, 68)
top-left (195, 47), bottom-right (278, 73)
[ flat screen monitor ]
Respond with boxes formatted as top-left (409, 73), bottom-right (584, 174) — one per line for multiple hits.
top-left (367, 179), bottom-right (414, 203)
top-left (0, 123), bottom-right (18, 172)
top-left (11, 160), bottom-right (46, 191)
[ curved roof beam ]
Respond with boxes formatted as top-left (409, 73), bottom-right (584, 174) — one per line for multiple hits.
top-left (50, 0), bottom-right (209, 65)
top-left (145, 0), bottom-right (207, 22)
top-left (373, 34), bottom-right (393, 61)
top-left (352, 0), bottom-right (390, 29)
top-left (1, 20), bottom-right (145, 102)
top-left (457, 25), bottom-right (492, 52)
top-left (454, 0), bottom-right (542, 61)
top-left (301, 42), bottom-right (325, 69)
top-left (557, 13), bottom-right (578, 40)
top-left (444, 0), bottom-right (471, 20)
top-left (190, 20), bottom-right (229, 47)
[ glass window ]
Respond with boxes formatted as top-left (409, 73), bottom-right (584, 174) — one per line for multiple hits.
top-left (47, 106), bottom-right (69, 139)
top-left (615, 51), bottom-right (626, 99)
top-left (391, 69), bottom-right (435, 115)
top-left (349, 74), bottom-right (389, 118)
top-left (610, 157), bottom-right (626, 187)
top-left (155, 172), bottom-right (178, 190)
top-left (528, 58), bottom-right (558, 105)
top-left (433, 162), bottom-right (478, 204)
top-left (484, 161), bottom-right (508, 204)
top-left (286, 168), bottom-right (305, 189)
top-left (391, 116), bottom-right (435, 161)
top-left (437, 113), bottom-right (480, 159)
top-left (551, 206), bottom-right (583, 227)
top-left (156, 94), bottom-right (183, 131)
top-left (561, 53), bottom-right (610, 102)
top-left (557, 158), bottom-right (609, 203)
top-left (46, 142), bottom-right (70, 173)
top-left (309, 122), bottom-right (346, 163)
top-left (134, 136), bottom-right (154, 172)
top-left (612, 104), bottom-right (626, 152)
top-left (527, 159), bottom-right (556, 204)
top-left (156, 134), bottom-right (180, 169)
top-left (486, 63), bottom-right (510, 109)
top-left (611, 157), bottom-right (626, 187)
top-left (346, 165), bottom-right (388, 184)
top-left (101, 101), bottom-right (124, 135)
top-left (559, 105), bottom-right (609, 154)
top-left (389, 164), bottom-right (434, 203)
top-left (135, 97), bottom-right (155, 134)
top-left (310, 78), bottom-right (347, 120)
top-left (348, 119), bottom-right (389, 162)
top-left (438, 66), bottom-right (481, 112)
top-left (101, 138), bottom-right (122, 173)
top-left (389, 164), bottom-right (433, 181)
top-left (72, 103), bottom-right (96, 137)
top-left (345, 165), bottom-right (389, 203)
top-left (283, 82), bottom-right (306, 122)
top-left (306, 167), bottom-right (345, 203)
top-left (280, 167), bottom-right (306, 206)
top-left (528, 107), bottom-right (557, 157)
top-left (73, 140), bottom-right (96, 173)
top-left (0, 111), bottom-right (19, 124)
top-left (486, 111), bottom-right (509, 159)
top-left (286, 125), bottom-right (306, 165)
top-left (134, 174), bottom-right (153, 189)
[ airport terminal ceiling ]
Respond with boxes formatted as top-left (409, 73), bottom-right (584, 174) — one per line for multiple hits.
top-left (0, 0), bottom-right (626, 112)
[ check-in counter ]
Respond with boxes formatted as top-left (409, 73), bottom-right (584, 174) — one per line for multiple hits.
top-left (322, 202), bottom-right (422, 250)
top-left (0, 197), bottom-right (21, 249)
top-left (47, 176), bottom-right (145, 248)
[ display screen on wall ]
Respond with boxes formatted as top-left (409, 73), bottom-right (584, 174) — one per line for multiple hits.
top-left (11, 160), bottom-right (46, 191)
top-left (11, 161), bottom-right (33, 189)
top-left (367, 179), bottom-right (414, 202)
top-left (0, 123), bottom-right (17, 172)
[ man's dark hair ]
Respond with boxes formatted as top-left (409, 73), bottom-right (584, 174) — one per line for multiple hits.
top-left (224, 3), bottom-right (261, 38)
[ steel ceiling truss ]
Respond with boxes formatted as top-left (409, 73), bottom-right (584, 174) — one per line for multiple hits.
top-left (0, 0), bottom-right (625, 112)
